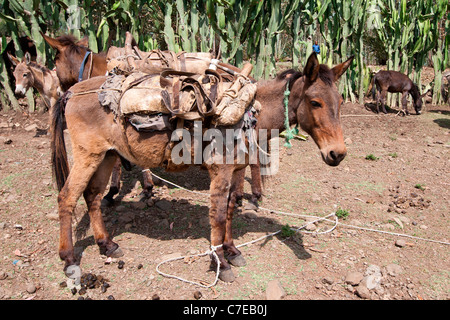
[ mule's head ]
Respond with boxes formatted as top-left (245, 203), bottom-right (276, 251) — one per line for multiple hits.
top-left (41, 32), bottom-right (89, 90)
top-left (413, 85), bottom-right (428, 115)
top-left (8, 52), bottom-right (33, 97)
top-left (414, 98), bottom-right (423, 115)
top-left (295, 53), bottom-right (353, 166)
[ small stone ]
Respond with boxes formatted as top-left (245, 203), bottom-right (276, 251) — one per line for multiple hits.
top-left (244, 202), bottom-right (258, 211)
top-left (355, 285), bottom-right (371, 299)
top-left (0, 272), bottom-right (7, 280)
top-left (266, 279), bottom-right (286, 300)
top-left (243, 210), bottom-right (258, 220)
top-left (152, 294), bottom-right (160, 300)
top-left (118, 260), bottom-right (125, 269)
top-left (386, 264), bottom-right (403, 276)
top-left (24, 124), bottom-right (38, 132)
top-left (322, 277), bottom-right (334, 285)
top-left (107, 295), bottom-right (115, 300)
top-left (26, 283), bottom-right (36, 294)
top-left (345, 271), bottom-right (364, 286)
top-left (395, 239), bottom-right (406, 247)
top-left (155, 200), bottom-right (172, 212)
top-left (305, 223), bottom-right (317, 231)
top-left (131, 201), bottom-right (146, 210)
top-left (361, 275), bottom-right (382, 290)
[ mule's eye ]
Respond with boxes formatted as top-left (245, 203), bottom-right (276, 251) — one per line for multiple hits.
top-left (310, 100), bottom-right (321, 108)
top-left (23, 73), bottom-right (28, 78)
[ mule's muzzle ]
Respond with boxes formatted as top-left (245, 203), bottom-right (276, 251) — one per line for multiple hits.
top-left (321, 147), bottom-right (347, 167)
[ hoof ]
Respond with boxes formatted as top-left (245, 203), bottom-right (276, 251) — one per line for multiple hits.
top-left (219, 268), bottom-right (235, 283)
top-left (227, 254), bottom-right (247, 267)
top-left (101, 197), bottom-right (114, 207)
top-left (108, 246), bottom-right (124, 258)
top-left (65, 265), bottom-right (82, 285)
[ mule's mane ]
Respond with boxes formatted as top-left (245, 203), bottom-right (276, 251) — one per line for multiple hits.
top-left (55, 34), bottom-right (87, 55)
top-left (55, 35), bottom-right (78, 46)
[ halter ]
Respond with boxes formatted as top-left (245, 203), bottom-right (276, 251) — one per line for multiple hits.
top-left (78, 50), bottom-right (92, 82)
top-left (283, 81), bottom-right (299, 148)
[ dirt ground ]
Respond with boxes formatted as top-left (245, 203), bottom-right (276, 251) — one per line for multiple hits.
top-left (0, 96), bottom-right (448, 301)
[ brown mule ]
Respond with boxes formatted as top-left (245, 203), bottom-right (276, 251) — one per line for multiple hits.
top-left (50, 53), bottom-right (352, 283)
top-left (41, 33), bottom-right (154, 203)
top-left (236, 54), bottom-right (353, 208)
top-left (370, 70), bottom-right (426, 115)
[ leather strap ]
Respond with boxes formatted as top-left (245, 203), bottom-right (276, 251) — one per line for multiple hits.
top-left (78, 50), bottom-right (92, 82)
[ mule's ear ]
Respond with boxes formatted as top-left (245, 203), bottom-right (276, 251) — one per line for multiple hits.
top-left (76, 36), bottom-right (89, 48)
top-left (24, 52), bottom-right (32, 65)
top-left (331, 56), bottom-right (354, 81)
top-left (40, 31), bottom-right (63, 51)
top-left (7, 52), bottom-right (20, 66)
top-left (303, 52), bottom-right (320, 83)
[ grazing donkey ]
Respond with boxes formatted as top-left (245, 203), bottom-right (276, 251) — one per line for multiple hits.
top-left (370, 70), bottom-right (426, 115)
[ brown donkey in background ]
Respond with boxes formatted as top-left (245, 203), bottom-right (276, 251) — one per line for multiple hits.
top-left (370, 70), bottom-right (426, 115)
top-left (41, 33), bottom-right (153, 203)
top-left (50, 52), bottom-right (352, 283)
top-left (8, 52), bottom-right (61, 110)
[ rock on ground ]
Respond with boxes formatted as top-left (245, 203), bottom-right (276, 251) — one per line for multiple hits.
top-left (266, 279), bottom-right (286, 300)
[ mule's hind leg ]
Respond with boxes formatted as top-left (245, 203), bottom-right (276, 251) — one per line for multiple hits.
top-left (58, 152), bottom-right (108, 275)
top-left (83, 151), bottom-right (123, 258)
top-left (379, 89), bottom-right (388, 114)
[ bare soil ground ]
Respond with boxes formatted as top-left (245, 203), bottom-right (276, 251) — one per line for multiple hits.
top-left (0, 98), bottom-right (448, 301)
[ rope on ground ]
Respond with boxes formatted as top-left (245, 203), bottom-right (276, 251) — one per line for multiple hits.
top-left (148, 171), bottom-right (450, 288)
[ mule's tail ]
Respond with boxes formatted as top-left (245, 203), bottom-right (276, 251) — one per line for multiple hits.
top-left (51, 91), bottom-right (71, 191)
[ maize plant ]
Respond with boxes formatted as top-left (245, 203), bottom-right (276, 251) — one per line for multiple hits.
top-left (0, 0), bottom-right (448, 111)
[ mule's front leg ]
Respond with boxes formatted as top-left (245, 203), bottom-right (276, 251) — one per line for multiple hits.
top-left (209, 167), bottom-right (235, 282)
top-left (401, 91), bottom-right (409, 115)
top-left (250, 162), bottom-right (263, 205)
